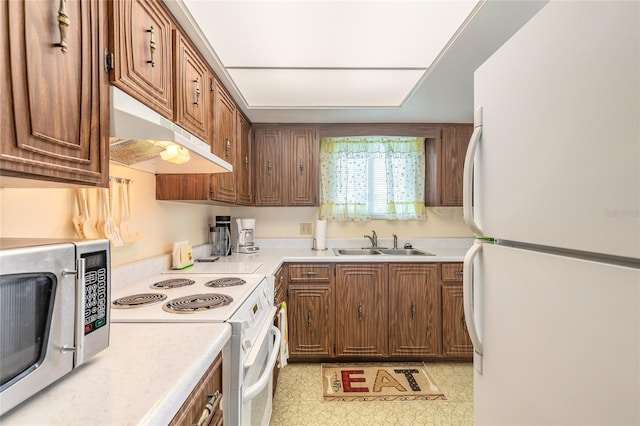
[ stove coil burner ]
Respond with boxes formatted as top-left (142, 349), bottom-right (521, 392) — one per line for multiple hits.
top-left (150, 278), bottom-right (196, 289)
top-left (112, 293), bottom-right (167, 309)
top-left (205, 277), bottom-right (247, 288)
top-left (162, 293), bottom-right (233, 313)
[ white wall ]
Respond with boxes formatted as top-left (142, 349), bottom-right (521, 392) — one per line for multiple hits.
top-left (232, 205), bottom-right (472, 239)
top-left (0, 163), bottom-right (472, 267)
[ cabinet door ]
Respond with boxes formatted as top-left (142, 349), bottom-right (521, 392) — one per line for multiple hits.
top-left (210, 80), bottom-right (236, 203)
top-left (288, 128), bottom-right (319, 206)
top-left (254, 128), bottom-right (286, 206)
top-left (440, 125), bottom-right (472, 206)
top-left (1, 0), bottom-right (109, 186)
top-left (173, 30), bottom-right (208, 141)
top-left (288, 284), bottom-right (334, 358)
top-left (110, 0), bottom-right (173, 119)
top-left (335, 264), bottom-right (388, 357)
top-left (441, 263), bottom-right (473, 359)
top-left (388, 264), bottom-right (441, 357)
top-left (441, 285), bottom-right (473, 359)
top-left (235, 113), bottom-right (253, 205)
top-left (155, 174), bottom-right (211, 200)
top-left (170, 353), bottom-right (223, 425)
top-left (274, 265), bottom-right (288, 307)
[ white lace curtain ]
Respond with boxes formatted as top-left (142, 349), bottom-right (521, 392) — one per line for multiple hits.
top-left (319, 136), bottom-right (426, 222)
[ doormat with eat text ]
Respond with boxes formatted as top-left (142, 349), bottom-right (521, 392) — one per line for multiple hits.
top-left (321, 363), bottom-right (446, 402)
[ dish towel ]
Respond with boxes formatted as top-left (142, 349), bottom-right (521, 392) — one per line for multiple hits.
top-left (277, 302), bottom-right (289, 368)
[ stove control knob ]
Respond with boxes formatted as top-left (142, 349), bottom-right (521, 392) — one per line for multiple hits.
top-left (242, 320), bottom-right (250, 330)
top-left (242, 339), bottom-right (252, 351)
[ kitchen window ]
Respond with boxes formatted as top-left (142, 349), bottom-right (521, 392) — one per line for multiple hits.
top-left (319, 136), bottom-right (426, 221)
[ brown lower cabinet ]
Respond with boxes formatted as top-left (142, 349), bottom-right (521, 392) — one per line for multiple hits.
top-left (388, 263), bottom-right (441, 357)
top-left (170, 353), bottom-right (223, 426)
top-left (335, 264), bottom-right (388, 357)
top-left (441, 263), bottom-right (473, 359)
top-left (273, 264), bottom-right (287, 396)
top-left (286, 262), bottom-right (471, 361)
top-left (287, 263), bottom-right (334, 358)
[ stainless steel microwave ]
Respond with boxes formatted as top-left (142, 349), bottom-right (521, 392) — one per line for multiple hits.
top-left (0, 238), bottom-right (110, 415)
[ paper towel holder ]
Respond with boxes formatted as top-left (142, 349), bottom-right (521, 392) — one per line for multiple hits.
top-left (312, 238), bottom-right (328, 251)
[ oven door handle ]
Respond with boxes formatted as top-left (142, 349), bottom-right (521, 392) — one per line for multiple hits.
top-left (243, 325), bottom-right (281, 403)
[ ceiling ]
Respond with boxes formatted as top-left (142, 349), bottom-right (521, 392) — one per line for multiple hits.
top-left (164, 0), bottom-right (548, 124)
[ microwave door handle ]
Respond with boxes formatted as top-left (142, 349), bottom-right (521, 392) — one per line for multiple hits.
top-left (74, 257), bottom-right (87, 366)
top-left (243, 326), bottom-right (282, 403)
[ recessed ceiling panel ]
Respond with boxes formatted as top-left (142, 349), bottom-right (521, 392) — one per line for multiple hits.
top-left (183, 1), bottom-right (479, 69)
top-left (228, 68), bottom-right (425, 107)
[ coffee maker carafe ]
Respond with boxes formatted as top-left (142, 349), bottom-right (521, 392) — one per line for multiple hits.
top-left (210, 216), bottom-right (232, 256)
top-left (233, 218), bottom-right (259, 253)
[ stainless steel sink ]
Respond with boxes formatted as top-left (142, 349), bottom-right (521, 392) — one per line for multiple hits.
top-left (334, 248), bottom-right (383, 255)
top-left (378, 248), bottom-right (434, 256)
top-left (333, 248), bottom-right (435, 256)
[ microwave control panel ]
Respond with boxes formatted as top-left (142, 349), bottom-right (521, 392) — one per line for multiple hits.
top-left (82, 251), bottom-right (108, 335)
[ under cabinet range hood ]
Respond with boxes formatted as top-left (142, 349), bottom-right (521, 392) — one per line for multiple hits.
top-left (109, 87), bottom-right (232, 174)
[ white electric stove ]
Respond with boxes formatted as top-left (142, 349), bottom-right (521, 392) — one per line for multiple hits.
top-left (110, 272), bottom-right (280, 426)
top-left (110, 274), bottom-right (266, 323)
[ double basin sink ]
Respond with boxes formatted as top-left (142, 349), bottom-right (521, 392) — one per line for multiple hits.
top-left (333, 248), bottom-right (434, 256)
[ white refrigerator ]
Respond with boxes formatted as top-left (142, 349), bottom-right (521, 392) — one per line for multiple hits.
top-left (463, 1), bottom-right (640, 425)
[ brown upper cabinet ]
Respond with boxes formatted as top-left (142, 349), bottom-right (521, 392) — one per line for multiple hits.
top-left (235, 113), bottom-right (254, 205)
top-left (1, 0), bottom-right (109, 186)
top-left (209, 80), bottom-right (237, 203)
top-left (425, 124), bottom-right (473, 206)
top-left (253, 126), bottom-right (319, 206)
top-left (109, 0), bottom-right (174, 119)
top-left (172, 29), bottom-right (209, 142)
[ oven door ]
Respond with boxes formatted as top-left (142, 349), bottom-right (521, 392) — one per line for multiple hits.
top-left (242, 321), bottom-right (281, 426)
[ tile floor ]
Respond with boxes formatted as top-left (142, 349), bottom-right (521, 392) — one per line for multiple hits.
top-left (270, 362), bottom-right (474, 426)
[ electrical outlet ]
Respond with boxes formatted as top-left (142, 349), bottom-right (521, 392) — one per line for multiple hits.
top-left (300, 223), bottom-right (312, 235)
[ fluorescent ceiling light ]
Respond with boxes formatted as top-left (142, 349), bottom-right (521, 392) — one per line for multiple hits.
top-left (228, 68), bottom-right (425, 107)
top-left (181, 0), bottom-right (480, 108)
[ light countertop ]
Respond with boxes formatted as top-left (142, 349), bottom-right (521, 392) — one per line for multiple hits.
top-left (1, 323), bottom-right (231, 425)
top-left (203, 238), bottom-right (473, 276)
top-left (112, 238), bottom-right (473, 288)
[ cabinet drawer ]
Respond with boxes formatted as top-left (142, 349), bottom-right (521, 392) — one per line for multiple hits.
top-left (288, 263), bottom-right (332, 282)
top-left (441, 263), bottom-right (464, 282)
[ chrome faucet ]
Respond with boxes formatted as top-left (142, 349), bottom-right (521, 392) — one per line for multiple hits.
top-left (393, 234), bottom-right (398, 249)
top-left (364, 230), bottom-right (378, 248)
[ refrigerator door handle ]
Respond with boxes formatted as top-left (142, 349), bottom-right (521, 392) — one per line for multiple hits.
top-left (463, 106), bottom-right (483, 237)
top-left (464, 239), bottom-right (483, 373)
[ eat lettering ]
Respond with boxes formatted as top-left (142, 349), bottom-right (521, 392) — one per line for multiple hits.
top-left (340, 369), bottom-right (422, 392)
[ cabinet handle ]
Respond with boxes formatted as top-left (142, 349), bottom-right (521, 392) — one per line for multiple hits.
top-left (411, 303), bottom-right (417, 320)
top-left (53, 0), bottom-right (70, 53)
top-left (307, 311), bottom-right (312, 328)
top-left (146, 26), bottom-right (156, 67)
top-left (456, 270), bottom-right (464, 276)
top-left (193, 78), bottom-right (200, 106)
top-left (461, 316), bottom-right (467, 331)
top-left (267, 160), bottom-right (272, 175)
top-left (357, 303), bottom-right (363, 321)
top-left (195, 391), bottom-right (220, 426)
top-left (245, 154), bottom-right (249, 170)
top-left (303, 271), bottom-right (317, 276)
top-left (225, 138), bottom-right (231, 158)
top-left (299, 160), bottom-right (304, 174)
